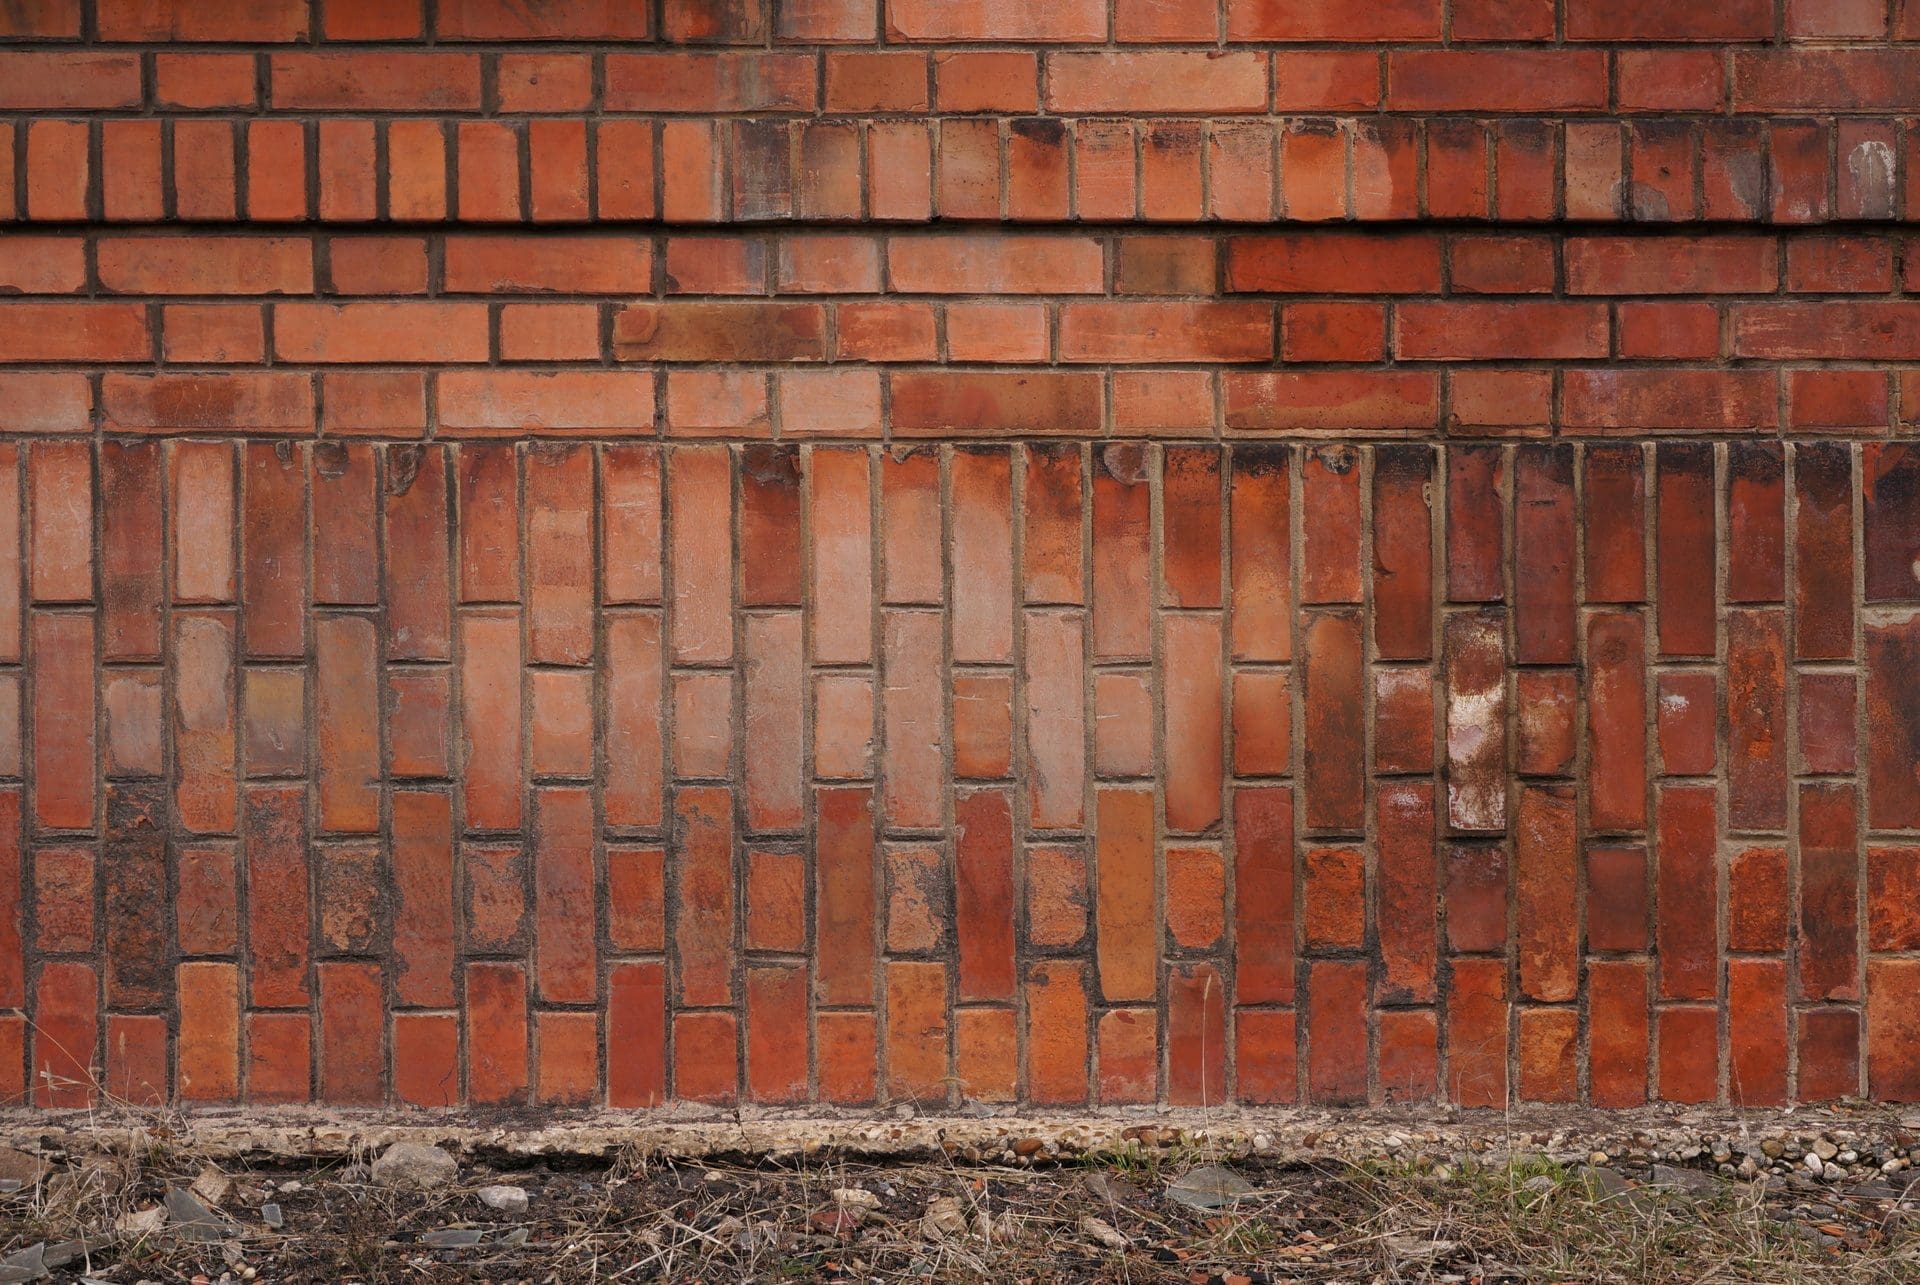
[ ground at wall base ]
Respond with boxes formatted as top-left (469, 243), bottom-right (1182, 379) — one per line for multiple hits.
top-left (3, 1105), bottom-right (1920, 1281)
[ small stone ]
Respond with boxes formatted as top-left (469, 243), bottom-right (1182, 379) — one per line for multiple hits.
top-left (1078, 1215), bottom-right (1128, 1250)
top-left (1814, 1139), bottom-right (1840, 1161)
top-left (190, 1167), bottom-right (231, 1208)
top-left (477, 1185), bottom-right (529, 1214)
top-left (117, 1206), bottom-right (168, 1236)
top-left (1012, 1138), bottom-right (1045, 1157)
top-left (371, 1142), bottom-right (458, 1189)
top-left (422, 1228), bottom-right (483, 1248)
top-left (1761, 1139), bottom-right (1786, 1159)
top-left (1166, 1164), bottom-right (1252, 1210)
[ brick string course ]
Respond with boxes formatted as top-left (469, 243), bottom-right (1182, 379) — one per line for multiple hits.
top-left (0, 0), bottom-right (1917, 1112)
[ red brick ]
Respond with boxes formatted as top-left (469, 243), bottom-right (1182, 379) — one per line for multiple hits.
top-left (1229, 445), bottom-right (1291, 663)
top-left (1799, 1008), bottom-right (1860, 1101)
top-left (1302, 610), bottom-right (1365, 833)
top-left (1589, 845), bottom-right (1651, 956)
top-left (32, 614), bottom-right (94, 831)
top-left (1444, 609), bottom-right (1507, 834)
top-left (1727, 442), bottom-right (1786, 606)
top-left (392, 1014), bottom-right (456, 1109)
top-left (1229, 0), bottom-right (1439, 38)
top-left (1727, 959), bottom-right (1787, 1106)
top-left (746, 966), bottom-right (808, 1105)
top-left (1306, 961), bottom-right (1368, 1105)
top-left (1163, 615), bottom-right (1223, 835)
top-left (1799, 671), bottom-right (1857, 776)
top-left (244, 785), bottom-right (309, 1007)
top-left (607, 962), bottom-right (666, 1108)
top-left (1377, 782), bottom-right (1436, 1003)
top-left (32, 962), bottom-right (97, 1107)
top-left (1873, 614), bottom-right (1920, 818)
top-left (1799, 783), bottom-right (1860, 1002)
top-left (1656, 444), bottom-right (1717, 659)
top-left (467, 961), bottom-right (529, 1105)
top-left (1794, 442), bottom-right (1855, 661)
top-left (1588, 960), bottom-right (1650, 1107)
top-left (245, 1012), bottom-right (310, 1105)
top-left (1447, 446), bottom-right (1506, 603)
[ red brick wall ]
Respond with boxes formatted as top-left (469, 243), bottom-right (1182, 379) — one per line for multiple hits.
top-left (0, 0), bottom-right (1917, 1111)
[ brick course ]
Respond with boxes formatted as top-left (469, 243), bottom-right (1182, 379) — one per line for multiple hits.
top-left (0, 1), bottom-right (1917, 1111)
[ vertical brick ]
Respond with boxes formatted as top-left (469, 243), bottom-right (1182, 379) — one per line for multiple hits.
top-left (101, 442), bottom-right (162, 662)
top-left (1023, 611), bottom-right (1084, 829)
top-left (668, 445), bottom-right (733, 666)
top-left (605, 614), bottom-right (664, 828)
top-left (952, 448), bottom-right (1014, 664)
top-left (1377, 782), bottom-right (1436, 1003)
top-left (1306, 961), bottom-right (1367, 1106)
top-left (31, 613), bottom-right (94, 830)
top-left (176, 962), bottom-right (239, 1102)
top-left (1168, 963), bottom-right (1226, 1106)
top-left (1447, 957), bottom-right (1509, 1109)
top-left (1799, 783), bottom-right (1859, 1002)
top-left (1586, 611), bottom-right (1648, 833)
top-left (459, 611), bottom-right (522, 831)
top-left (1234, 787), bottom-right (1295, 1005)
top-left (384, 444), bottom-right (451, 662)
top-left (608, 962), bottom-right (666, 1108)
top-left (1583, 444), bottom-right (1646, 605)
top-left (1230, 444), bottom-right (1292, 663)
top-left (1727, 442), bottom-right (1785, 605)
top-left (881, 611), bottom-right (943, 829)
top-left (246, 1012), bottom-right (310, 1105)
top-left (955, 789), bottom-right (1014, 1003)
top-left (810, 446), bottom-right (873, 666)
top-left (244, 784), bottom-right (308, 1007)
top-left (744, 613), bottom-right (804, 832)
top-left (312, 443), bottom-right (378, 606)
top-left (1588, 960), bottom-right (1650, 1107)
top-left (673, 786), bottom-right (734, 1009)
top-left (1302, 610), bottom-right (1365, 832)
top-left (29, 441), bottom-right (91, 605)
top-left (1372, 445), bottom-right (1433, 662)
top-left (1444, 609), bottom-right (1507, 834)
top-left (1516, 784), bottom-right (1577, 1003)
top-left (1728, 958), bottom-right (1788, 1106)
top-left (1447, 446), bottom-right (1506, 603)
top-left (816, 787), bottom-right (875, 1006)
top-left (602, 445), bottom-right (662, 606)
top-left (1727, 609), bottom-right (1788, 830)
top-left (746, 965), bottom-right (808, 1104)
top-left (32, 962), bottom-right (96, 1107)
top-left (885, 960), bottom-right (947, 1103)
top-left (1096, 787), bottom-right (1156, 1003)
top-left (392, 791), bottom-right (454, 1008)
top-left (1655, 785), bottom-right (1718, 1002)
top-left (1794, 442), bottom-right (1855, 661)
top-left (527, 443), bottom-right (593, 667)
top-left (1513, 444), bottom-right (1575, 664)
top-left (242, 443), bottom-right (306, 659)
top-left (1656, 444), bottom-right (1716, 659)
top-left (172, 612), bottom-right (236, 834)
top-left (1300, 447), bottom-right (1362, 605)
top-left (317, 961), bottom-right (383, 1105)
top-left (1093, 444), bottom-right (1152, 662)
top-left (1025, 960), bottom-right (1088, 1105)
top-left (1163, 614), bottom-right (1224, 835)
top-left (467, 961), bottom-right (530, 1105)
top-left (314, 614), bottom-right (379, 832)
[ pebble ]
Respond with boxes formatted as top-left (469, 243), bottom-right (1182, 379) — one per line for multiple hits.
top-left (477, 1185), bottom-right (529, 1214)
top-left (371, 1143), bottom-right (458, 1189)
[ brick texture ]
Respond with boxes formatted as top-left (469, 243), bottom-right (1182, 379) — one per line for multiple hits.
top-left (0, 2), bottom-right (1917, 1112)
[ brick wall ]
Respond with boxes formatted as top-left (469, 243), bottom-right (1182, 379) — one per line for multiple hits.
top-left (0, 0), bottom-right (1917, 1112)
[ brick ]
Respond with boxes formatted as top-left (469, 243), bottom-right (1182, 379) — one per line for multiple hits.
top-left (1588, 845), bottom-right (1648, 950)
top-left (1798, 1008), bottom-right (1859, 1101)
top-left (1302, 610), bottom-right (1365, 833)
top-left (1586, 612), bottom-right (1648, 834)
top-left (952, 448), bottom-right (1014, 662)
top-left (467, 961), bottom-right (529, 1105)
top-left (1447, 446), bottom-right (1505, 603)
top-left (1799, 783), bottom-right (1860, 1002)
top-left (32, 614), bottom-right (94, 831)
top-left (884, 960), bottom-right (947, 1103)
top-left (1727, 959), bottom-right (1787, 1107)
top-left (1377, 782), bottom-right (1436, 1003)
top-left (32, 962), bottom-right (97, 1107)
top-left (1444, 609), bottom-right (1507, 835)
top-left (247, 1012), bottom-right (311, 1104)
top-left (1794, 443), bottom-right (1855, 661)
top-left (1306, 961), bottom-right (1367, 1105)
top-left (881, 611), bottom-right (943, 828)
top-left (1588, 960), bottom-right (1650, 1107)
